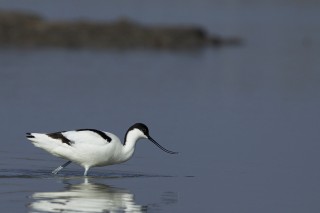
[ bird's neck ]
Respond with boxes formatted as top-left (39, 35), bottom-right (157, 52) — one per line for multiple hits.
top-left (121, 130), bottom-right (141, 161)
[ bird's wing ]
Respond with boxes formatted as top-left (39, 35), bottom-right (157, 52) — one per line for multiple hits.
top-left (61, 129), bottom-right (113, 145)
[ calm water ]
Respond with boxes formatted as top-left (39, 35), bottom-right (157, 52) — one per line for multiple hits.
top-left (1, 1), bottom-right (320, 212)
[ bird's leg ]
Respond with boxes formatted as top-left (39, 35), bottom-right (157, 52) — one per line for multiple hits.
top-left (52, 161), bottom-right (72, 174)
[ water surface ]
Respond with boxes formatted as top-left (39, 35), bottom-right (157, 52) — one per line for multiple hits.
top-left (0, 0), bottom-right (320, 212)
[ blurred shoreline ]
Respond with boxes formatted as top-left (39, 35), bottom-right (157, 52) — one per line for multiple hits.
top-left (0, 10), bottom-right (241, 50)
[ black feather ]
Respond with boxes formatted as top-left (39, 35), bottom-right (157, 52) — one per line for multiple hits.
top-left (26, 133), bottom-right (35, 138)
top-left (47, 132), bottom-right (72, 146)
top-left (76, 129), bottom-right (112, 142)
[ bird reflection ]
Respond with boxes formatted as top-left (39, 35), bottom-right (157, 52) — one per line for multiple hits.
top-left (29, 178), bottom-right (145, 213)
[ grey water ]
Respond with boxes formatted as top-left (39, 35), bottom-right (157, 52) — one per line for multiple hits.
top-left (1, 0), bottom-right (320, 212)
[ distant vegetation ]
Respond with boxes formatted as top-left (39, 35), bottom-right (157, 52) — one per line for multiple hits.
top-left (0, 10), bottom-right (241, 49)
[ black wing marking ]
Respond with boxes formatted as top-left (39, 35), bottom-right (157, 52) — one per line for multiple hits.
top-left (76, 129), bottom-right (112, 142)
top-left (47, 132), bottom-right (72, 146)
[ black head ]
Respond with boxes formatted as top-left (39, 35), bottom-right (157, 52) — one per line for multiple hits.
top-left (124, 123), bottom-right (178, 154)
top-left (130, 123), bottom-right (150, 138)
top-left (124, 123), bottom-right (149, 144)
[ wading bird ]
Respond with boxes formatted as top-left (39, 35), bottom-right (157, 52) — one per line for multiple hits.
top-left (26, 123), bottom-right (178, 176)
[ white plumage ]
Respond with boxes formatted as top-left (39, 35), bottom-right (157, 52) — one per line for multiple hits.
top-left (26, 123), bottom-right (178, 176)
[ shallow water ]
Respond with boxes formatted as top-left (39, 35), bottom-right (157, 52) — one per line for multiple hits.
top-left (0, 0), bottom-right (320, 212)
top-left (0, 169), bottom-right (180, 212)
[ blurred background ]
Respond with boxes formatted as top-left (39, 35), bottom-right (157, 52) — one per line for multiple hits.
top-left (0, 0), bottom-right (320, 212)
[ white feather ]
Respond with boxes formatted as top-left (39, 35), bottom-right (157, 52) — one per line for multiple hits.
top-left (62, 130), bottom-right (114, 145)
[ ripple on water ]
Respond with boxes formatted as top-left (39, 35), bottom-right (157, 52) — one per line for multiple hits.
top-left (0, 169), bottom-right (175, 179)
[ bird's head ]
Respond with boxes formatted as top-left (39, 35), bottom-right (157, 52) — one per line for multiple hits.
top-left (125, 123), bottom-right (178, 154)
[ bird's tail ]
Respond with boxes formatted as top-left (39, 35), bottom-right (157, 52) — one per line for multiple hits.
top-left (26, 132), bottom-right (50, 143)
top-left (26, 132), bottom-right (34, 139)
top-left (26, 132), bottom-right (60, 153)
